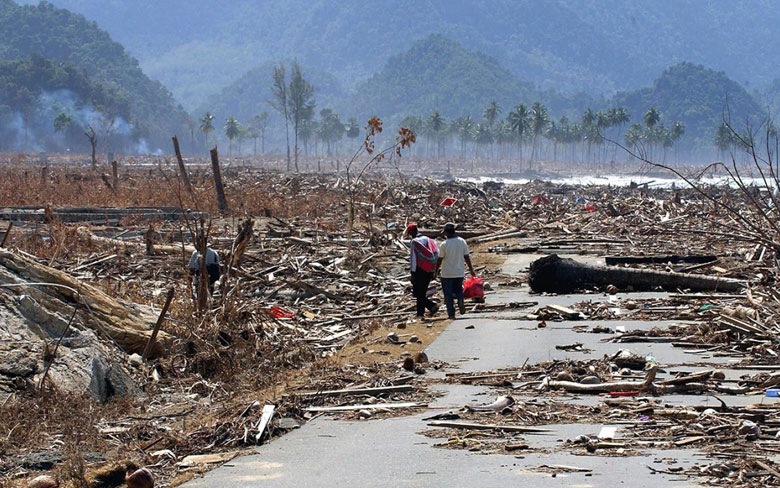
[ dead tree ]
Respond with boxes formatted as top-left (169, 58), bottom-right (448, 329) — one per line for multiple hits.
top-left (172, 135), bottom-right (192, 194)
top-left (528, 254), bottom-right (744, 294)
top-left (210, 147), bottom-right (229, 213)
top-left (111, 160), bottom-right (119, 190)
top-left (85, 126), bottom-right (97, 169)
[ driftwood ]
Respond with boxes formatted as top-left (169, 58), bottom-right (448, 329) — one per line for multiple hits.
top-left (546, 366), bottom-right (657, 394)
top-left (0, 248), bottom-right (171, 355)
top-left (529, 254), bottom-right (744, 293)
top-left (77, 226), bottom-right (195, 255)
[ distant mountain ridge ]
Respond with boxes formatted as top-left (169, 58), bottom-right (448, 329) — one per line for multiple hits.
top-left (0, 0), bottom-right (188, 150)
top-left (22, 0), bottom-right (780, 109)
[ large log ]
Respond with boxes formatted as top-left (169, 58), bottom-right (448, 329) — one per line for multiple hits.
top-left (77, 226), bottom-right (195, 255)
top-left (528, 254), bottom-right (744, 294)
top-left (0, 249), bottom-right (172, 356)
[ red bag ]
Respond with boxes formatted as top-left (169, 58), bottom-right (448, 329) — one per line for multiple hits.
top-left (463, 277), bottom-right (484, 299)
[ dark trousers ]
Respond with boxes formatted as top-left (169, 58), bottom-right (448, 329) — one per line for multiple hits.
top-left (195, 264), bottom-right (221, 295)
top-left (411, 269), bottom-right (436, 316)
top-left (441, 277), bottom-right (464, 318)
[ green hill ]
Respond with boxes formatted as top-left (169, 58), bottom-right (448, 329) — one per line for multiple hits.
top-left (348, 35), bottom-right (590, 124)
top-left (0, 0), bottom-right (188, 152)
top-left (611, 63), bottom-right (765, 147)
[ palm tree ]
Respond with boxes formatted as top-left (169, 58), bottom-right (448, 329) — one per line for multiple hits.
top-left (426, 110), bottom-right (446, 157)
top-left (224, 116), bottom-right (240, 155)
top-left (199, 112), bottom-right (215, 146)
top-left (644, 107), bottom-right (660, 130)
top-left (483, 101), bottom-right (502, 128)
top-left (508, 104), bottom-right (530, 161)
top-left (530, 102), bottom-right (549, 160)
top-left (473, 123), bottom-right (493, 159)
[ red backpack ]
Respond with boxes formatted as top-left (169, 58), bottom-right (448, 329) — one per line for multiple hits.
top-left (413, 237), bottom-right (439, 273)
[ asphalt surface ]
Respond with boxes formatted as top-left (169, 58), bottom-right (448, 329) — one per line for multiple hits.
top-left (181, 254), bottom-right (756, 487)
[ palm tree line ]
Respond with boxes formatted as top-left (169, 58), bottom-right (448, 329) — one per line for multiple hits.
top-left (194, 62), bottom-right (360, 167)
top-left (400, 102), bottom-right (686, 165)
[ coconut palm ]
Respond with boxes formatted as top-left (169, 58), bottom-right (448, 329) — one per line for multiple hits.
top-left (508, 104), bottom-right (530, 160)
top-left (224, 116), bottom-right (240, 155)
top-left (483, 101), bottom-right (502, 128)
top-left (199, 112), bottom-right (215, 146)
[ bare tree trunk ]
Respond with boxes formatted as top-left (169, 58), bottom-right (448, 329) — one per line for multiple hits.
top-left (111, 160), bottom-right (119, 191)
top-left (172, 135), bottom-right (192, 194)
top-left (529, 255), bottom-right (744, 294)
top-left (210, 147), bottom-right (229, 213)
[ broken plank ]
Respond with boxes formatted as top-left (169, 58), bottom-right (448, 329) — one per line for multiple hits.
top-left (426, 421), bottom-right (550, 433)
top-left (305, 402), bottom-right (422, 412)
top-left (298, 385), bottom-right (413, 398)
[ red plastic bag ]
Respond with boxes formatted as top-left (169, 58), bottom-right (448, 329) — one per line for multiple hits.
top-left (585, 204), bottom-right (596, 212)
top-left (269, 306), bottom-right (293, 319)
top-left (463, 277), bottom-right (484, 299)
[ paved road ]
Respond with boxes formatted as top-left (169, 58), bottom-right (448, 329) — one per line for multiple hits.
top-left (183, 255), bottom-right (744, 487)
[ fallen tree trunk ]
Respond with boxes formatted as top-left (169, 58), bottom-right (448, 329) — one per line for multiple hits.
top-left (77, 226), bottom-right (195, 255)
top-left (605, 255), bottom-right (717, 266)
top-left (528, 254), bottom-right (744, 294)
top-left (0, 249), bottom-right (172, 356)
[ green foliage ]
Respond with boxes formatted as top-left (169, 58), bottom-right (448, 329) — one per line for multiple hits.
top-left (612, 62), bottom-right (764, 147)
top-left (0, 0), bottom-right (188, 149)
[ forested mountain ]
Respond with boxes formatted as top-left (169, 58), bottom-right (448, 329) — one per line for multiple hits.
top-left (0, 0), bottom-right (188, 152)
top-left (18, 0), bottom-right (780, 109)
top-left (611, 63), bottom-right (765, 147)
top-left (348, 35), bottom-right (591, 124)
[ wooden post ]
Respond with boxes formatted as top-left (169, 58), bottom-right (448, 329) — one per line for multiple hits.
top-left (0, 222), bottom-right (12, 248)
top-left (172, 135), bottom-right (192, 194)
top-left (142, 287), bottom-right (175, 361)
top-left (111, 160), bottom-right (119, 190)
top-left (210, 147), bottom-right (229, 212)
top-left (145, 224), bottom-right (155, 256)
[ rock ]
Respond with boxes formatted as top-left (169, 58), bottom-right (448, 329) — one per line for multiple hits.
top-left (579, 375), bottom-right (601, 384)
top-left (738, 419), bottom-right (760, 440)
top-left (606, 284), bottom-right (618, 295)
top-left (402, 357), bottom-right (415, 371)
top-left (0, 286), bottom-right (139, 402)
top-left (358, 409), bottom-right (372, 419)
top-left (555, 371), bottom-right (574, 382)
top-left (711, 370), bottom-right (725, 381)
top-left (409, 335), bottom-right (420, 343)
top-left (414, 351), bottom-right (429, 364)
top-left (26, 475), bottom-right (59, 488)
top-left (125, 467), bottom-right (154, 488)
top-left (386, 332), bottom-right (399, 344)
top-left (128, 353), bottom-right (144, 367)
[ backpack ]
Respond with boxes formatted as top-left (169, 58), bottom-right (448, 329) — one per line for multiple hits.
top-left (413, 237), bottom-right (439, 273)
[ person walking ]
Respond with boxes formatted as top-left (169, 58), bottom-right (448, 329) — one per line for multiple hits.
top-left (404, 223), bottom-right (439, 318)
top-left (435, 222), bottom-right (476, 319)
top-left (188, 246), bottom-right (220, 296)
